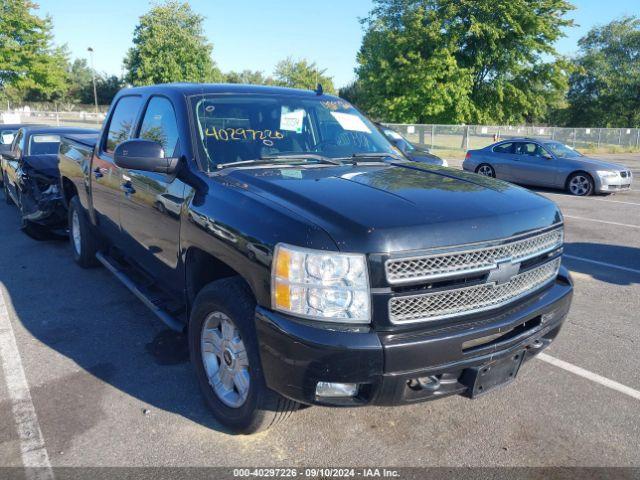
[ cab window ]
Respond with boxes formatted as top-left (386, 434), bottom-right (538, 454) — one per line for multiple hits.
top-left (105, 96), bottom-right (143, 154)
top-left (138, 97), bottom-right (180, 157)
top-left (0, 129), bottom-right (16, 145)
top-left (29, 134), bottom-right (61, 155)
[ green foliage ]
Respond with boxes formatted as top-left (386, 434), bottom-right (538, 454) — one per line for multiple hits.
top-left (224, 70), bottom-right (274, 85)
top-left (0, 0), bottom-right (69, 101)
top-left (273, 57), bottom-right (336, 94)
top-left (356, 0), bottom-right (574, 124)
top-left (564, 17), bottom-right (640, 127)
top-left (67, 58), bottom-right (93, 101)
top-left (124, 1), bottom-right (221, 86)
top-left (79, 74), bottom-right (125, 105)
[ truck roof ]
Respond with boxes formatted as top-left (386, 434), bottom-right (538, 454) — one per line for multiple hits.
top-left (117, 83), bottom-right (333, 98)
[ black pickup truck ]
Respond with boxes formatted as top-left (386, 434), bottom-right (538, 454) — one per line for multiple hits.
top-left (58, 84), bottom-right (573, 434)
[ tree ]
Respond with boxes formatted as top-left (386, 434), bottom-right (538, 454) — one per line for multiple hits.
top-left (356, 0), bottom-right (574, 124)
top-left (565, 17), bottom-right (640, 127)
top-left (0, 0), bottom-right (69, 102)
top-left (124, 1), bottom-right (221, 86)
top-left (273, 57), bottom-right (336, 94)
top-left (79, 74), bottom-right (124, 105)
top-left (224, 70), bottom-right (274, 85)
top-left (66, 58), bottom-right (93, 102)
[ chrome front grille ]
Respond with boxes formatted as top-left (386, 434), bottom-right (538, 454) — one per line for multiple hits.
top-left (385, 227), bottom-right (563, 284)
top-left (388, 258), bottom-right (561, 324)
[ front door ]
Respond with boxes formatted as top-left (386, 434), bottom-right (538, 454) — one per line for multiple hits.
top-left (91, 95), bottom-right (143, 243)
top-left (118, 96), bottom-right (186, 297)
top-left (511, 142), bottom-right (558, 186)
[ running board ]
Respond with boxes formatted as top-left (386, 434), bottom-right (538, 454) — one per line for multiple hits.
top-left (95, 252), bottom-right (184, 332)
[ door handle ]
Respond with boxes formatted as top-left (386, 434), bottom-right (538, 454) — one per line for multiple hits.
top-left (93, 167), bottom-right (104, 179)
top-left (121, 181), bottom-right (136, 196)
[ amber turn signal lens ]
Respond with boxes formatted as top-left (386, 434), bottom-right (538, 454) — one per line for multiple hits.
top-left (274, 281), bottom-right (291, 309)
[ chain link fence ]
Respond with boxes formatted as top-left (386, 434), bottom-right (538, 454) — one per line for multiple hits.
top-left (1, 110), bottom-right (105, 128)
top-left (384, 124), bottom-right (640, 152)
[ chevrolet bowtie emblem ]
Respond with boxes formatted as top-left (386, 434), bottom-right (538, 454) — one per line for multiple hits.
top-left (487, 260), bottom-right (521, 285)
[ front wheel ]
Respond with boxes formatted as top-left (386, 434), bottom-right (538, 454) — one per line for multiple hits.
top-left (68, 196), bottom-right (100, 268)
top-left (189, 277), bottom-right (299, 434)
top-left (476, 164), bottom-right (496, 178)
top-left (566, 172), bottom-right (594, 196)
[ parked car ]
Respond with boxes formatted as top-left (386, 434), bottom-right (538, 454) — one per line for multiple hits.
top-left (58, 84), bottom-right (572, 434)
top-left (0, 123), bottom-right (46, 186)
top-left (463, 138), bottom-right (633, 196)
top-left (376, 124), bottom-right (448, 166)
top-left (1, 125), bottom-right (98, 235)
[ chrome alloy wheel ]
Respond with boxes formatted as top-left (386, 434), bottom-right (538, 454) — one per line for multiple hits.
top-left (477, 165), bottom-right (495, 177)
top-left (200, 311), bottom-right (250, 408)
top-left (71, 209), bottom-right (82, 254)
top-left (569, 175), bottom-right (591, 196)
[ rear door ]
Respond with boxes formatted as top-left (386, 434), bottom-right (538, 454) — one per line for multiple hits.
top-left (118, 95), bottom-right (187, 296)
top-left (91, 95), bottom-right (143, 243)
top-left (511, 142), bottom-right (558, 186)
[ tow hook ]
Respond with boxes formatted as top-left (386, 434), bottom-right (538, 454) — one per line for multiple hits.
top-left (417, 375), bottom-right (441, 391)
top-left (528, 339), bottom-right (544, 350)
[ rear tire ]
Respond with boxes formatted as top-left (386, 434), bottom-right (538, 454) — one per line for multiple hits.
top-left (189, 277), bottom-right (299, 434)
top-left (476, 164), bottom-right (496, 178)
top-left (2, 174), bottom-right (13, 205)
top-left (68, 196), bottom-right (100, 268)
top-left (566, 172), bottom-right (594, 196)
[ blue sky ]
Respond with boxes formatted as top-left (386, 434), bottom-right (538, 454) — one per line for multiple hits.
top-left (36, 0), bottom-right (640, 88)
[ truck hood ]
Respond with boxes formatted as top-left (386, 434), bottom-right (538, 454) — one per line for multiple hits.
top-left (224, 162), bottom-right (562, 253)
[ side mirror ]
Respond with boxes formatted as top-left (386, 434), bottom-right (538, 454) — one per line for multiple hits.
top-left (114, 139), bottom-right (179, 174)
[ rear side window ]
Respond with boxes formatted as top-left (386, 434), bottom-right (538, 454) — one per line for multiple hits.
top-left (493, 142), bottom-right (513, 154)
top-left (138, 97), bottom-right (180, 157)
top-left (105, 96), bottom-right (142, 154)
top-left (29, 134), bottom-right (61, 155)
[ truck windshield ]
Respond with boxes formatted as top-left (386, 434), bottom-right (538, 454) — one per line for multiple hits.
top-left (191, 94), bottom-right (396, 170)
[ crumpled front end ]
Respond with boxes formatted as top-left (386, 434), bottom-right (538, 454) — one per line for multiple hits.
top-left (16, 164), bottom-right (65, 227)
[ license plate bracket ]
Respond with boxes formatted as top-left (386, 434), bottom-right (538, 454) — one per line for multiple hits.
top-left (465, 351), bottom-right (525, 398)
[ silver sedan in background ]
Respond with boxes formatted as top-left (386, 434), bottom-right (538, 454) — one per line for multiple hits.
top-left (463, 138), bottom-right (633, 196)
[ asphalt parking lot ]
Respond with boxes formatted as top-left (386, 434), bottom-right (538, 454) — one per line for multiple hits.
top-left (0, 154), bottom-right (639, 470)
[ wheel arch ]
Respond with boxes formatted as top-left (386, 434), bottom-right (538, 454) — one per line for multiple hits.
top-left (184, 247), bottom-right (256, 313)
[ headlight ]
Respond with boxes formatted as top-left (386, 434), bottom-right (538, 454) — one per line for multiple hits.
top-left (596, 170), bottom-right (618, 178)
top-left (271, 243), bottom-right (371, 323)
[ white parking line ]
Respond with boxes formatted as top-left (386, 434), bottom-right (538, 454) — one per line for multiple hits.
top-left (0, 288), bottom-right (54, 480)
top-left (543, 192), bottom-right (640, 206)
top-left (563, 254), bottom-right (640, 275)
top-left (563, 215), bottom-right (640, 229)
top-left (538, 353), bottom-right (640, 401)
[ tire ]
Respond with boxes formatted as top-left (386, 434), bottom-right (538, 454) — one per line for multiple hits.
top-left (189, 277), bottom-right (299, 434)
top-left (2, 174), bottom-right (13, 205)
top-left (68, 196), bottom-right (100, 268)
top-left (566, 172), bottom-right (594, 196)
top-left (476, 164), bottom-right (496, 178)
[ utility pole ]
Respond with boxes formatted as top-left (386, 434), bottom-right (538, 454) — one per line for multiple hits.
top-left (87, 47), bottom-right (99, 125)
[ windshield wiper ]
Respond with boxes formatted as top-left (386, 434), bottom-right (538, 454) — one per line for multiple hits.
top-left (260, 153), bottom-right (341, 165)
top-left (216, 153), bottom-right (341, 170)
top-left (337, 152), bottom-right (405, 162)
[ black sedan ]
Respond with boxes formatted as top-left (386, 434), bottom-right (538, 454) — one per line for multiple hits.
top-left (1, 126), bottom-right (98, 235)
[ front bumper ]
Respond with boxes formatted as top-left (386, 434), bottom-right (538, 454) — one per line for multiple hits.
top-left (595, 174), bottom-right (632, 193)
top-left (256, 267), bottom-right (573, 406)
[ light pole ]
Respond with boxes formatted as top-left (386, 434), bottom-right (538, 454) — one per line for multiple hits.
top-left (87, 47), bottom-right (99, 125)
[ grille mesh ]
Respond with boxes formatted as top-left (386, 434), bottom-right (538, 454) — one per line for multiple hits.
top-left (385, 228), bottom-right (563, 284)
top-left (389, 258), bottom-right (561, 324)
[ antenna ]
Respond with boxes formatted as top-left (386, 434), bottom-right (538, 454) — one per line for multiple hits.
top-left (315, 83), bottom-right (324, 96)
